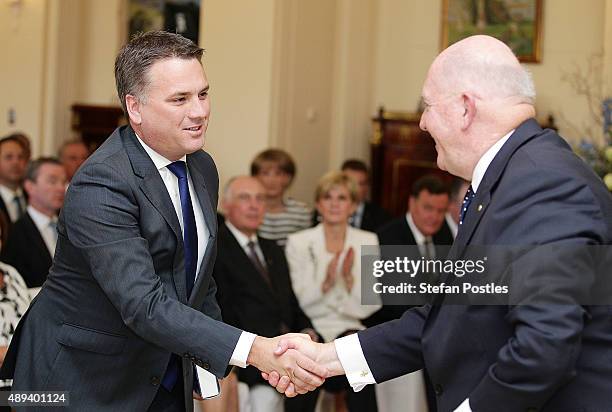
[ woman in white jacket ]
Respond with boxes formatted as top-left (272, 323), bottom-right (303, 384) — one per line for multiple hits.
top-left (286, 171), bottom-right (381, 411)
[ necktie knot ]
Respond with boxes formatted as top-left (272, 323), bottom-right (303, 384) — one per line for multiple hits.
top-left (167, 161), bottom-right (188, 180)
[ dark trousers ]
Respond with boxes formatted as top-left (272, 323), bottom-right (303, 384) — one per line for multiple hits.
top-left (148, 372), bottom-right (186, 412)
top-left (285, 387), bottom-right (320, 412)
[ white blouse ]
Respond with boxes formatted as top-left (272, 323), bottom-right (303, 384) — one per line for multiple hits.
top-left (286, 224), bottom-right (381, 342)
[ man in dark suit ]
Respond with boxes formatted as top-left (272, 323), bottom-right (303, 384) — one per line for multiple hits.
top-left (214, 176), bottom-right (320, 412)
top-left (0, 135), bottom-right (28, 245)
top-left (1, 158), bottom-right (66, 288)
top-left (268, 35), bottom-right (612, 412)
top-left (368, 174), bottom-right (453, 325)
top-left (0, 31), bottom-right (324, 411)
top-left (313, 159), bottom-right (391, 232)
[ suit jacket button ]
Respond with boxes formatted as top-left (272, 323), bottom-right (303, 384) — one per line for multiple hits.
top-left (150, 376), bottom-right (160, 386)
top-left (434, 384), bottom-right (443, 396)
top-left (202, 362), bottom-right (210, 370)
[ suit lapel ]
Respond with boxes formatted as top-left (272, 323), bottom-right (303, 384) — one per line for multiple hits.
top-left (24, 213), bottom-right (52, 263)
top-left (187, 155), bottom-right (218, 306)
top-left (449, 118), bottom-right (543, 260)
top-left (122, 127), bottom-right (188, 303)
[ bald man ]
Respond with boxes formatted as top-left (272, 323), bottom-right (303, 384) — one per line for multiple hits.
top-left (267, 35), bottom-right (612, 412)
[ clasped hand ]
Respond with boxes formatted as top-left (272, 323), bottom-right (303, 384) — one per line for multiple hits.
top-left (249, 333), bottom-right (344, 397)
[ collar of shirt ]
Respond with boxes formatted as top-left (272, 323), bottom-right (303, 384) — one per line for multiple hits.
top-left (135, 133), bottom-right (187, 169)
top-left (406, 212), bottom-right (429, 245)
top-left (471, 129), bottom-right (515, 193)
top-left (225, 221), bottom-right (258, 249)
top-left (0, 184), bottom-right (23, 200)
top-left (27, 205), bottom-right (55, 229)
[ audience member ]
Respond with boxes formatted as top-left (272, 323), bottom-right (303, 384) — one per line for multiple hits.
top-left (313, 159), bottom-right (391, 232)
top-left (58, 139), bottom-right (90, 183)
top-left (286, 171), bottom-right (381, 412)
top-left (0, 261), bottom-right (31, 400)
top-left (446, 177), bottom-right (470, 238)
top-left (214, 176), bottom-right (319, 412)
top-left (367, 174), bottom-right (453, 412)
top-left (0, 136), bottom-right (28, 244)
top-left (251, 149), bottom-right (311, 247)
top-left (1, 158), bottom-right (66, 289)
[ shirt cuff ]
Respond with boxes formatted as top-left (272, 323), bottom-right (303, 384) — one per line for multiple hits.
top-left (454, 398), bottom-right (471, 412)
top-left (229, 331), bottom-right (257, 368)
top-left (334, 333), bottom-right (376, 392)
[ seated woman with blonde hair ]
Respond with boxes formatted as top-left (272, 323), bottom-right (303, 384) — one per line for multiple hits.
top-left (286, 171), bottom-right (381, 412)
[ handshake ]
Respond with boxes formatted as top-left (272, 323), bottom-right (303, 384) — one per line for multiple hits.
top-left (246, 333), bottom-right (345, 397)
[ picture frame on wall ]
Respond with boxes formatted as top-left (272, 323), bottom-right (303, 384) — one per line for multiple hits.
top-left (128, 0), bottom-right (201, 44)
top-left (441, 0), bottom-right (543, 63)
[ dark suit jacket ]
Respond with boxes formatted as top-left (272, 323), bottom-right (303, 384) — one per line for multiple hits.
top-left (357, 119), bottom-right (612, 411)
top-left (364, 216), bottom-right (454, 325)
top-left (0, 191), bottom-right (24, 246)
top-left (213, 223), bottom-right (315, 386)
top-left (0, 126), bottom-right (242, 412)
top-left (312, 201), bottom-right (391, 232)
top-left (1, 211), bottom-right (53, 288)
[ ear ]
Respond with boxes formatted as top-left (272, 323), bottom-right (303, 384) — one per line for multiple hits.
top-left (23, 179), bottom-right (34, 197)
top-left (125, 94), bottom-right (143, 125)
top-left (460, 93), bottom-right (477, 131)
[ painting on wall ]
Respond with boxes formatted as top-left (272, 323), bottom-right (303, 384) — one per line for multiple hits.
top-left (128, 0), bottom-right (201, 43)
top-left (441, 0), bottom-right (542, 63)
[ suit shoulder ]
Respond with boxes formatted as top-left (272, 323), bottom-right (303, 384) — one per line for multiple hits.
top-left (377, 217), bottom-right (405, 236)
top-left (286, 226), bottom-right (318, 244)
top-left (349, 227), bottom-right (379, 243)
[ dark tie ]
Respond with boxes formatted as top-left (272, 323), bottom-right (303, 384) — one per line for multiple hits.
top-left (459, 185), bottom-right (476, 225)
top-left (247, 240), bottom-right (272, 287)
top-left (167, 161), bottom-right (198, 298)
top-left (162, 161), bottom-right (198, 392)
top-left (13, 195), bottom-right (24, 220)
top-left (423, 237), bottom-right (434, 260)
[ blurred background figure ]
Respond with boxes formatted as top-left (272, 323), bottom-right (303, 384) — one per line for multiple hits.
top-left (1, 158), bottom-right (66, 292)
top-left (286, 171), bottom-right (381, 412)
top-left (367, 174), bottom-right (453, 412)
top-left (314, 159), bottom-right (391, 233)
top-left (0, 135), bottom-right (29, 246)
top-left (251, 149), bottom-right (311, 247)
top-left (0, 260), bottom-right (32, 411)
top-left (446, 177), bottom-right (471, 238)
top-left (214, 176), bottom-right (320, 412)
top-left (58, 139), bottom-right (90, 184)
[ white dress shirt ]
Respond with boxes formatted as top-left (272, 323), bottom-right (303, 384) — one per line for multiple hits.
top-left (225, 221), bottom-right (266, 264)
top-left (334, 129), bottom-right (516, 411)
top-left (351, 202), bottom-right (366, 228)
top-left (0, 185), bottom-right (26, 222)
top-left (26, 206), bottom-right (58, 256)
top-left (135, 135), bottom-right (255, 369)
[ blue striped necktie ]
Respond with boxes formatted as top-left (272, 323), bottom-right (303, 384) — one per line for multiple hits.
top-left (459, 185), bottom-right (475, 226)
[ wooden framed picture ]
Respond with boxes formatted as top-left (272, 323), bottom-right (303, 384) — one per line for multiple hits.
top-left (128, 0), bottom-right (201, 44)
top-left (441, 0), bottom-right (543, 63)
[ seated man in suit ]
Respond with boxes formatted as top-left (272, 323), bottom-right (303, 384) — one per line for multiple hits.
top-left (370, 174), bottom-right (453, 324)
top-left (214, 176), bottom-right (320, 412)
top-left (313, 159), bottom-right (391, 232)
top-left (1, 157), bottom-right (66, 289)
top-left (0, 135), bottom-right (29, 245)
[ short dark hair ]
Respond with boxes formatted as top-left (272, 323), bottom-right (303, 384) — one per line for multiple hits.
top-left (114, 31), bottom-right (204, 115)
top-left (411, 174), bottom-right (450, 198)
top-left (25, 157), bottom-right (62, 183)
top-left (250, 149), bottom-right (296, 178)
top-left (0, 135), bottom-right (28, 155)
top-left (341, 159), bottom-right (369, 174)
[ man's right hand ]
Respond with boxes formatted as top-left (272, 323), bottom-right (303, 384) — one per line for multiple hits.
top-left (261, 336), bottom-right (346, 394)
top-left (247, 334), bottom-right (328, 397)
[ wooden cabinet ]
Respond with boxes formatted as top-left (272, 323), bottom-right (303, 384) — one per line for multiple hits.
top-left (71, 104), bottom-right (126, 150)
top-left (370, 107), bottom-right (454, 217)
